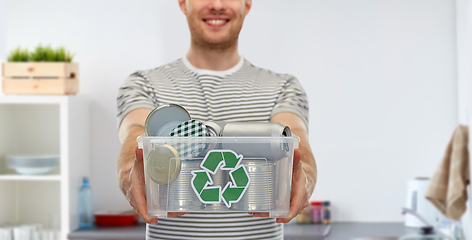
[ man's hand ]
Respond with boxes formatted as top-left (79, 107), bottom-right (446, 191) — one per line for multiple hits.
top-left (118, 108), bottom-right (187, 224)
top-left (124, 147), bottom-right (158, 224)
top-left (248, 149), bottom-right (311, 222)
top-left (276, 149), bottom-right (309, 223)
top-left (122, 147), bottom-right (185, 224)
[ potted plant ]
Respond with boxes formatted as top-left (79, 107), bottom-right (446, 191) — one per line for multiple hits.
top-left (2, 45), bottom-right (78, 95)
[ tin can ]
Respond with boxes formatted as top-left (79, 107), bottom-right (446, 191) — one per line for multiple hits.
top-left (221, 122), bottom-right (292, 161)
top-left (231, 159), bottom-right (276, 211)
top-left (144, 103), bottom-right (191, 136)
top-left (202, 166), bottom-right (229, 211)
top-left (166, 158), bottom-right (229, 212)
top-left (167, 159), bottom-right (202, 212)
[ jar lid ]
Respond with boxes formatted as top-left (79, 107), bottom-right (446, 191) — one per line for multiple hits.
top-left (310, 201), bottom-right (323, 206)
top-left (322, 201), bottom-right (330, 206)
top-left (147, 144), bottom-right (181, 184)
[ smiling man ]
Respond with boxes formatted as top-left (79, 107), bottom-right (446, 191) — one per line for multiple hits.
top-left (116, 0), bottom-right (317, 239)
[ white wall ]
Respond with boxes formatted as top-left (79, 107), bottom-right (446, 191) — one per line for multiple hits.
top-left (0, 0), bottom-right (5, 86)
top-left (0, 0), bottom-right (4, 60)
top-left (456, 0), bottom-right (472, 237)
top-left (2, 0), bottom-right (458, 222)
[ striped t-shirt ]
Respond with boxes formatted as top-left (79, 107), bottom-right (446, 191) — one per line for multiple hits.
top-left (117, 57), bottom-right (309, 240)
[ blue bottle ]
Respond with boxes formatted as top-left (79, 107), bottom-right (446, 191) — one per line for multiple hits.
top-left (78, 177), bottom-right (94, 228)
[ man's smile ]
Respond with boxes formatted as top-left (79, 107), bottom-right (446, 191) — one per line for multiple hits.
top-left (203, 17), bottom-right (230, 27)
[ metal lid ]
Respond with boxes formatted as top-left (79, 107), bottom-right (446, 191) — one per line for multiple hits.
top-left (144, 103), bottom-right (191, 136)
top-left (203, 121), bottom-right (227, 137)
top-left (147, 145), bottom-right (181, 184)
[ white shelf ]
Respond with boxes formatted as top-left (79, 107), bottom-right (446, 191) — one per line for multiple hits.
top-left (0, 174), bottom-right (61, 181)
top-left (0, 95), bottom-right (87, 104)
top-left (0, 95), bottom-right (90, 240)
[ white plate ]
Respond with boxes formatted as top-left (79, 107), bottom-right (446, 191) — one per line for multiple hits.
top-left (7, 154), bottom-right (59, 175)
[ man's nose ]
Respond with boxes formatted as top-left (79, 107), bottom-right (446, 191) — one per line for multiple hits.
top-left (208, 0), bottom-right (225, 11)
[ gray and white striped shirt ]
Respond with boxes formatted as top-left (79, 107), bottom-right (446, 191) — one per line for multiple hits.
top-left (117, 57), bottom-right (309, 240)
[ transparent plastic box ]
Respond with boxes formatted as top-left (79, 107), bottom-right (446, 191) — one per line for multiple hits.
top-left (137, 136), bottom-right (299, 218)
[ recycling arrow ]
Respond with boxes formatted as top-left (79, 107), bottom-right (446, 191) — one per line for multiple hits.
top-left (191, 170), bottom-right (221, 203)
top-left (202, 151), bottom-right (243, 174)
top-left (190, 150), bottom-right (251, 207)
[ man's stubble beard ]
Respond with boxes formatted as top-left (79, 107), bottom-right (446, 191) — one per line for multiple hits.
top-left (188, 21), bottom-right (243, 52)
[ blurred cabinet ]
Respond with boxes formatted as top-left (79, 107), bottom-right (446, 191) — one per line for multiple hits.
top-left (0, 95), bottom-right (90, 240)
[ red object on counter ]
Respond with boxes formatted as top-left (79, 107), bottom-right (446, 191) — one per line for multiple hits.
top-left (94, 212), bottom-right (139, 227)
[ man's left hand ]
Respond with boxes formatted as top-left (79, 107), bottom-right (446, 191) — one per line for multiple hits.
top-left (248, 149), bottom-right (310, 223)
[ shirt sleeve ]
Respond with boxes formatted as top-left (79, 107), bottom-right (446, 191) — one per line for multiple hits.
top-left (116, 71), bottom-right (157, 129)
top-left (271, 75), bottom-right (309, 130)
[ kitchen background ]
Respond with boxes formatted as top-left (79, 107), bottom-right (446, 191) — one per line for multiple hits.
top-left (0, 0), bottom-right (470, 226)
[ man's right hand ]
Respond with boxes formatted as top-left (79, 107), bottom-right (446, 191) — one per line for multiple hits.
top-left (123, 147), bottom-right (158, 224)
top-left (117, 108), bottom-right (187, 224)
top-left (121, 146), bottom-right (186, 224)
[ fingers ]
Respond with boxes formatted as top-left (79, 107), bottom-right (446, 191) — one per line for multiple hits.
top-left (128, 175), bottom-right (156, 224)
top-left (135, 147), bottom-right (144, 160)
top-left (134, 147), bottom-right (145, 180)
top-left (249, 212), bottom-right (270, 218)
top-left (128, 147), bottom-right (157, 224)
top-left (248, 150), bottom-right (308, 222)
top-left (277, 191), bottom-right (305, 223)
top-left (293, 149), bottom-right (301, 167)
top-left (276, 156), bottom-right (309, 224)
top-left (168, 212), bottom-right (187, 217)
top-left (248, 150), bottom-right (307, 221)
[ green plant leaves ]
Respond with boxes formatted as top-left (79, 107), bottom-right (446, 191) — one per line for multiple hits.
top-left (7, 47), bottom-right (29, 62)
top-left (7, 45), bottom-right (75, 62)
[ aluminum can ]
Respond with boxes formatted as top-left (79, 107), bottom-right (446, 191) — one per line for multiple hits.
top-left (203, 121), bottom-right (227, 136)
top-left (221, 122), bottom-right (292, 161)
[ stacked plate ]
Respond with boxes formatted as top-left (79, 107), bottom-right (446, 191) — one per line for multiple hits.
top-left (7, 155), bottom-right (59, 175)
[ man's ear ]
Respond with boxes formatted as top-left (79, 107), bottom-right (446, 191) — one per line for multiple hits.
top-left (245, 0), bottom-right (252, 16)
top-left (178, 0), bottom-right (187, 15)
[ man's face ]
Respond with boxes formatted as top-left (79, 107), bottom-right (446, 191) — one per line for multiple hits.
top-left (179, 0), bottom-right (252, 50)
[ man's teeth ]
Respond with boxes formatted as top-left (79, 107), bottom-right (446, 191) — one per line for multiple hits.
top-left (207, 19), bottom-right (226, 25)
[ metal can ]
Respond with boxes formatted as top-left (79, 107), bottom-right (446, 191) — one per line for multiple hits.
top-left (167, 159), bottom-right (202, 212)
top-left (221, 122), bottom-right (292, 161)
top-left (202, 166), bottom-right (229, 211)
top-left (167, 159), bottom-right (229, 212)
top-left (230, 159), bottom-right (276, 211)
top-left (203, 121), bottom-right (227, 136)
top-left (144, 103), bottom-right (191, 136)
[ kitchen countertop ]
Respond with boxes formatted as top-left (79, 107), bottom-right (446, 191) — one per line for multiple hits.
top-left (68, 222), bottom-right (419, 240)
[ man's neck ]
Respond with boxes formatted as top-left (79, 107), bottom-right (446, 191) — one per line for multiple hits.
top-left (186, 41), bottom-right (241, 71)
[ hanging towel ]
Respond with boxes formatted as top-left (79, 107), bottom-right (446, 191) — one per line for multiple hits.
top-left (425, 125), bottom-right (470, 220)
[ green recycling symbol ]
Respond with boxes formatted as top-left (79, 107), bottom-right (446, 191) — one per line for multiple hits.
top-left (191, 150), bottom-right (251, 208)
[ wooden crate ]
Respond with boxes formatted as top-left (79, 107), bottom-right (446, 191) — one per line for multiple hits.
top-left (2, 62), bottom-right (79, 95)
